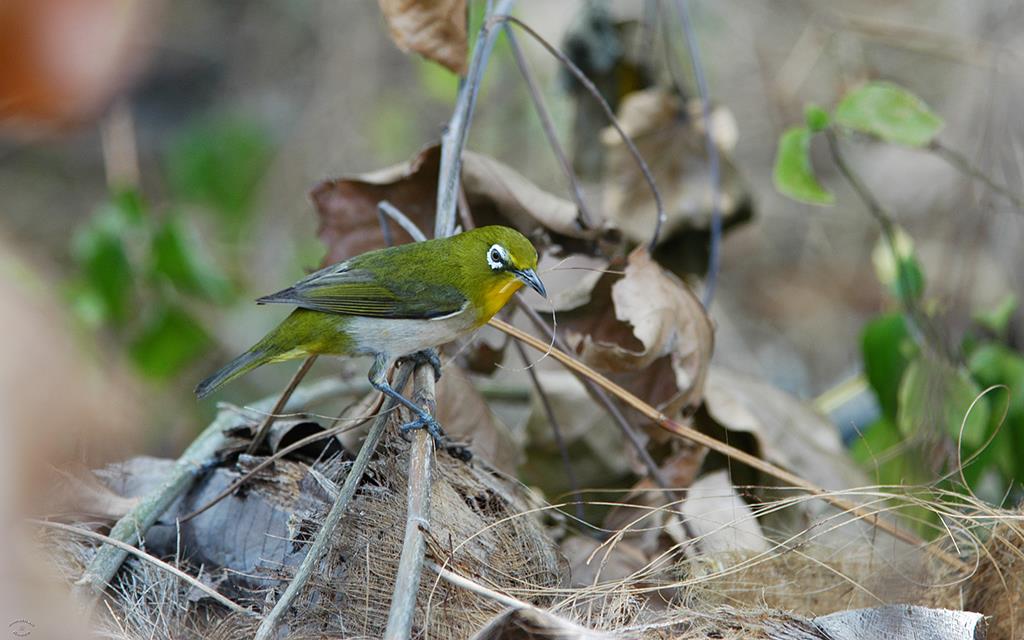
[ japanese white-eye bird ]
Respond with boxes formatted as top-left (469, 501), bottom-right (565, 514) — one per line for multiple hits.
top-left (195, 225), bottom-right (546, 445)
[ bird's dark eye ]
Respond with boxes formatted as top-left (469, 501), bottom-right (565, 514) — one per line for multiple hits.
top-left (490, 249), bottom-right (502, 263)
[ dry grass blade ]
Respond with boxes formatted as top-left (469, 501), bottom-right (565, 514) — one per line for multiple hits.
top-left (488, 317), bottom-right (970, 573)
top-left (37, 519), bottom-right (253, 616)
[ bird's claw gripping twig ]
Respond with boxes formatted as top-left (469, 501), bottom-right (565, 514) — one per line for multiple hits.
top-left (398, 411), bottom-right (472, 461)
top-left (399, 412), bottom-right (446, 447)
top-left (398, 349), bottom-right (443, 382)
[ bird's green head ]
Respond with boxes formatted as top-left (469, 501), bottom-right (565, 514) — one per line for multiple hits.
top-left (455, 225), bottom-right (546, 322)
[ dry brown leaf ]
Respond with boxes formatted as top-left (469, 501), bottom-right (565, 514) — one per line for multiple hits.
top-left (601, 87), bottom-right (749, 245)
top-left (313, 145), bottom-right (441, 264)
top-left (562, 247), bottom-right (714, 417)
top-left (313, 145), bottom-right (591, 266)
top-left (436, 366), bottom-right (520, 474)
top-left (462, 151), bottom-right (588, 239)
top-left (702, 367), bottom-right (867, 492)
top-left (527, 250), bottom-right (608, 314)
top-left (377, 0), bottom-right (467, 74)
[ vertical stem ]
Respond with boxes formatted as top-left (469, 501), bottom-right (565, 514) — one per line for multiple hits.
top-left (383, 366), bottom-right (436, 640)
top-left (824, 129), bottom-right (943, 354)
top-left (495, 15), bottom-right (666, 249)
top-left (673, 0), bottom-right (723, 307)
top-left (434, 0), bottom-right (517, 239)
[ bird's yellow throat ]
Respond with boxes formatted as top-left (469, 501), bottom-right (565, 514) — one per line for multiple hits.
top-left (476, 275), bottom-right (524, 324)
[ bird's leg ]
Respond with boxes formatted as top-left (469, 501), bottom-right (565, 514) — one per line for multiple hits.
top-left (397, 349), bottom-right (443, 382)
top-left (369, 353), bottom-right (447, 449)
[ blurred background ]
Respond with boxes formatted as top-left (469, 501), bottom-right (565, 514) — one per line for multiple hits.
top-left (3, 0), bottom-right (1021, 456)
top-left (5, 1), bottom-right (1024, 634)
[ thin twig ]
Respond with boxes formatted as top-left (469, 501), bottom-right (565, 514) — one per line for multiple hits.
top-left (494, 14), bottom-right (666, 249)
top-left (930, 140), bottom-right (1024, 211)
top-left (673, 0), bottom-right (723, 307)
top-left (246, 356), bottom-right (318, 455)
top-left (435, 0), bottom-right (516, 239)
top-left (40, 520), bottom-right (253, 616)
top-left (383, 365), bottom-right (437, 640)
top-left (74, 378), bottom-right (347, 600)
top-left (512, 340), bottom-right (586, 526)
top-left (379, 200), bottom-right (430, 243)
top-left (488, 316), bottom-right (970, 573)
top-left (254, 366), bottom-right (415, 640)
top-left (386, 3), bottom-right (514, 632)
top-left (504, 25), bottom-right (594, 229)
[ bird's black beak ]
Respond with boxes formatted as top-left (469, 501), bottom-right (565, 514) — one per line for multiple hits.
top-left (513, 268), bottom-right (547, 298)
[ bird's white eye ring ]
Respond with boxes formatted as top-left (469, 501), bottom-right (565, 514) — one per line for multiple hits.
top-left (487, 244), bottom-right (507, 270)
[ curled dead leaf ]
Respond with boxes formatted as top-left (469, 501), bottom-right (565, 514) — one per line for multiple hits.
top-left (313, 145), bottom-right (591, 266)
top-left (561, 247), bottom-right (714, 418)
top-left (601, 87), bottom-right (749, 246)
top-left (377, 0), bottom-right (467, 74)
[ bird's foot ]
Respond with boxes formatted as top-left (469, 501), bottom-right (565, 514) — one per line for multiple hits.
top-left (399, 412), bottom-right (446, 447)
top-left (399, 349), bottom-right (442, 382)
top-left (398, 412), bottom-right (472, 461)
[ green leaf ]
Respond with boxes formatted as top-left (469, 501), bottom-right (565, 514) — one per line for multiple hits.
top-left (861, 313), bottom-right (916, 421)
top-left (165, 118), bottom-right (272, 229)
top-left (968, 343), bottom-right (1024, 482)
top-left (804, 104), bottom-right (830, 132)
top-left (849, 417), bottom-right (941, 537)
top-left (150, 216), bottom-right (233, 303)
top-left (897, 356), bottom-right (990, 449)
top-left (835, 81), bottom-right (943, 147)
top-left (851, 418), bottom-right (905, 483)
top-left (871, 226), bottom-right (925, 301)
top-left (772, 126), bottom-right (834, 205)
top-left (974, 293), bottom-right (1019, 337)
top-left (129, 306), bottom-right (212, 379)
top-left (70, 195), bottom-right (144, 326)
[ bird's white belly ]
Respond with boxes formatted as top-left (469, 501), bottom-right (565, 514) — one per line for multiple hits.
top-left (343, 305), bottom-right (478, 358)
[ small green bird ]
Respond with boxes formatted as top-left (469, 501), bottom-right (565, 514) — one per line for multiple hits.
top-left (195, 225), bottom-right (545, 444)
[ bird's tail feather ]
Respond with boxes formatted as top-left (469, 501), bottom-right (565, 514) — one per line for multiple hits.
top-left (195, 348), bottom-right (268, 399)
